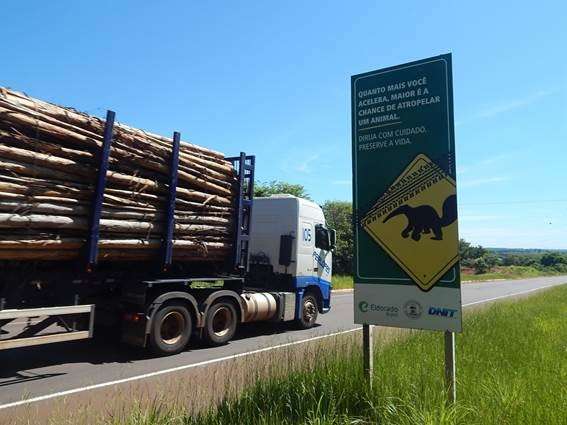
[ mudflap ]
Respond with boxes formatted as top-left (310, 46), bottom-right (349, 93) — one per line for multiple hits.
top-left (121, 320), bottom-right (147, 348)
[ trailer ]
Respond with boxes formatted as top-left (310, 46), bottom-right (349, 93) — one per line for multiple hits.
top-left (0, 112), bottom-right (335, 356)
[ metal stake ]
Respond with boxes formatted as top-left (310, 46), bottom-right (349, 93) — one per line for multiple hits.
top-left (363, 324), bottom-right (374, 389)
top-left (162, 131), bottom-right (180, 270)
top-left (444, 330), bottom-right (456, 403)
top-left (86, 110), bottom-right (115, 270)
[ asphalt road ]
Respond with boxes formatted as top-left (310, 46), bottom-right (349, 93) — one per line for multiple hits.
top-left (0, 275), bottom-right (565, 408)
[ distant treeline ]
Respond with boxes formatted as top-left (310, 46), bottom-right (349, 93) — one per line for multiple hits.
top-left (488, 247), bottom-right (567, 254)
top-left (460, 240), bottom-right (567, 274)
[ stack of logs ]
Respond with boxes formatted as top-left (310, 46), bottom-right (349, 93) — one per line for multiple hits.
top-left (0, 87), bottom-right (236, 263)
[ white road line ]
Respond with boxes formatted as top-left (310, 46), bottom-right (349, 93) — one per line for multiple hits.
top-left (0, 282), bottom-right (563, 411)
top-left (0, 328), bottom-right (361, 410)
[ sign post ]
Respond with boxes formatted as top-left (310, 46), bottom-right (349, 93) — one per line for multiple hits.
top-left (444, 330), bottom-right (456, 402)
top-left (351, 54), bottom-right (461, 402)
top-left (363, 324), bottom-right (373, 388)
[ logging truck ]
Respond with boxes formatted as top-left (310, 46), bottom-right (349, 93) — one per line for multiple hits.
top-left (0, 155), bottom-right (335, 355)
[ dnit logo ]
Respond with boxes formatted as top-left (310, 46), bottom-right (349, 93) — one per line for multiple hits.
top-left (428, 306), bottom-right (458, 318)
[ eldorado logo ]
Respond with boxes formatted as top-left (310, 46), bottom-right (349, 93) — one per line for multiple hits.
top-left (358, 301), bottom-right (399, 316)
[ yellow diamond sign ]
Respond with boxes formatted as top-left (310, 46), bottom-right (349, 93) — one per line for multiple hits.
top-left (362, 154), bottom-right (459, 291)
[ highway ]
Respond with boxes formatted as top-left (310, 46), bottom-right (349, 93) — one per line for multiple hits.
top-left (0, 275), bottom-right (565, 410)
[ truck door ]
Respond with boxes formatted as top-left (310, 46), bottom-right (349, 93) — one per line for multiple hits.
top-left (314, 222), bottom-right (332, 284)
top-left (299, 220), bottom-right (317, 279)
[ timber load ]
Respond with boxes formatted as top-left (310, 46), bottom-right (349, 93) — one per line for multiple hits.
top-left (0, 87), bottom-right (237, 263)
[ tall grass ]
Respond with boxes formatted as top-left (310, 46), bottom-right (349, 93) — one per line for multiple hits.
top-left (330, 275), bottom-right (354, 290)
top-left (461, 265), bottom-right (560, 281)
top-left (15, 286), bottom-right (565, 424)
top-left (183, 285), bottom-right (567, 424)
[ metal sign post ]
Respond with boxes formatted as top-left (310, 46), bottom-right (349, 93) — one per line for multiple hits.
top-left (363, 324), bottom-right (374, 388)
top-left (351, 54), bottom-right (461, 403)
top-left (444, 330), bottom-right (456, 403)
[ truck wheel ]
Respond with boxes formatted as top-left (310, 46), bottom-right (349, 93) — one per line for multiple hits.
top-left (296, 294), bottom-right (318, 329)
top-left (203, 301), bottom-right (238, 346)
top-left (149, 302), bottom-right (192, 355)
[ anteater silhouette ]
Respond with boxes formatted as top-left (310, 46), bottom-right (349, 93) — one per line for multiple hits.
top-left (382, 195), bottom-right (457, 241)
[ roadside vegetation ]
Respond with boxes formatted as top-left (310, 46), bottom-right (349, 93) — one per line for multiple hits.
top-left (332, 261), bottom-right (567, 289)
top-left (330, 275), bottom-right (354, 290)
top-left (332, 244), bottom-right (567, 289)
top-left (114, 285), bottom-right (566, 424)
top-left (459, 240), bottom-right (567, 275)
top-left (460, 265), bottom-right (560, 282)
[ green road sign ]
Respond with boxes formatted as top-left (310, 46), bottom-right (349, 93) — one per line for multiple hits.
top-left (351, 54), bottom-right (462, 332)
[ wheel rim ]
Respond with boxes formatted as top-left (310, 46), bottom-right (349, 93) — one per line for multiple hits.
top-left (303, 299), bottom-right (317, 323)
top-left (212, 306), bottom-right (233, 337)
top-left (160, 311), bottom-right (185, 345)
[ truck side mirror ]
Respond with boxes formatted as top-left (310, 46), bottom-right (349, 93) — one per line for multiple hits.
top-left (329, 229), bottom-right (336, 251)
top-left (279, 234), bottom-right (294, 266)
top-left (315, 224), bottom-right (330, 251)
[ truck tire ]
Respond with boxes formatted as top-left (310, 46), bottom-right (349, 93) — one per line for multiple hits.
top-left (149, 302), bottom-right (192, 355)
top-left (295, 293), bottom-right (318, 329)
top-left (203, 300), bottom-right (238, 346)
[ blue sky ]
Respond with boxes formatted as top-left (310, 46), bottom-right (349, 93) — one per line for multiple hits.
top-left (1, 1), bottom-right (565, 248)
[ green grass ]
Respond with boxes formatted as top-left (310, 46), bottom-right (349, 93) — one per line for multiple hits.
top-left (460, 265), bottom-right (559, 281)
top-left (131, 284), bottom-right (566, 425)
top-left (332, 266), bottom-right (565, 289)
top-left (331, 275), bottom-right (355, 290)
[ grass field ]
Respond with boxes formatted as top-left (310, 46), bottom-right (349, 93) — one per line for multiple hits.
top-left (459, 265), bottom-right (560, 282)
top-left (113, 284), bottom-right (566, 425)
top-left (332, 266), bottom-right (563, 289)
top-left (330, 274), bottom-right (354, 290)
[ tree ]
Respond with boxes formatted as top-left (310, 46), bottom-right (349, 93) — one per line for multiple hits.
top-left (459, 239), bottom-right (488, 267)
top-left (321, 201), bottom-right (353, 275)
top-left (484, 254), bottom-right (501, 270)
top-left (502, 254), bottom-right (521, 266)
top-left (503, 254), bottom-right (538, 267)
top-left (540, 252), bottom-right (566, 268)
top-left (459, 239), bottom-right (471, 257)
top-left (473, 257), bottom-right (489, 274)
top-left (254, 180), bottom-right (311, 200)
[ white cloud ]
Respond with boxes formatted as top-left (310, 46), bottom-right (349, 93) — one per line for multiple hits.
top-left (457, 153), bottom-right (517, 176)
top-left (459, 214), bottom-right (504, 222)
top-left (294, 154), bottom-right (320, 173)
top-left (459, 176), bottom-right (510, 188)
top-left (457, 89), bottom-right (556, 125)
top-left (476, 90), bottom-right (553, 119)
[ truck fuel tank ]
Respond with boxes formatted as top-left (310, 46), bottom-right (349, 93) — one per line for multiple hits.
top-left (240, 292), bottom-right (277, 322)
